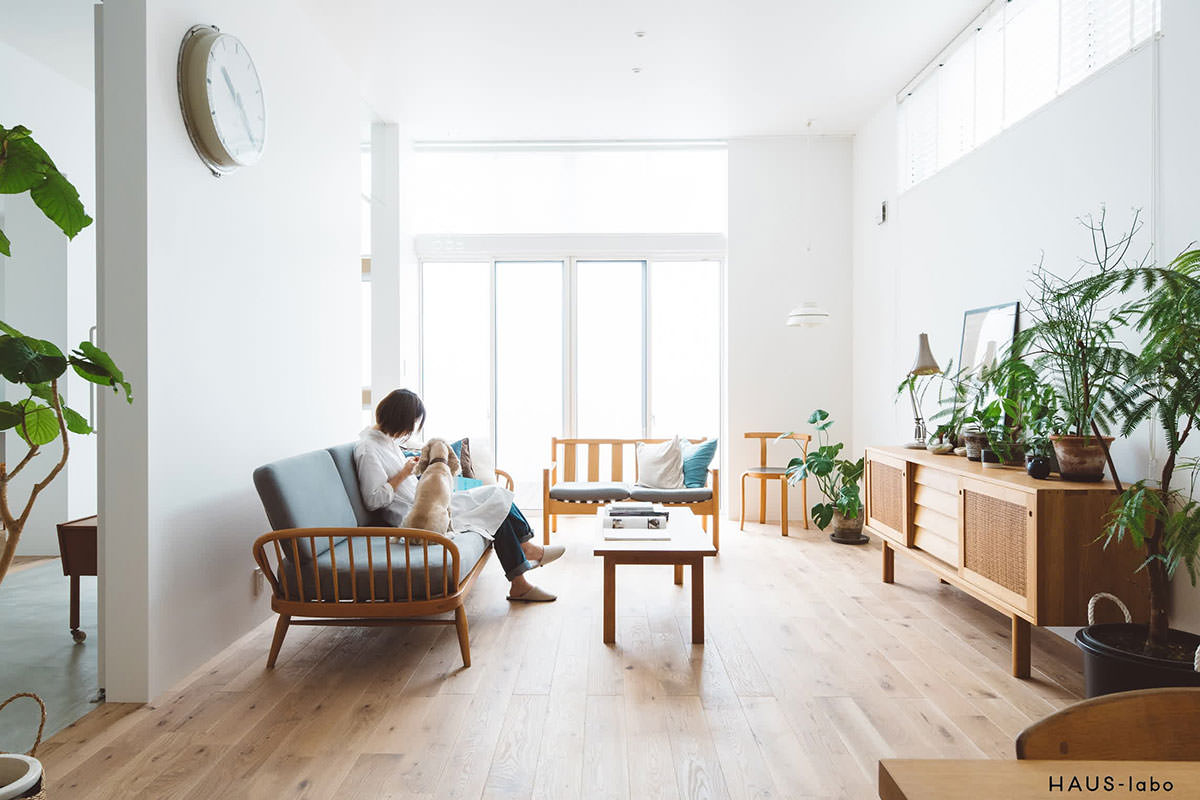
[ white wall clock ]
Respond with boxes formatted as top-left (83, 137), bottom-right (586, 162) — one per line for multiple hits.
top-left (177, 25), bottom-right (267, 176)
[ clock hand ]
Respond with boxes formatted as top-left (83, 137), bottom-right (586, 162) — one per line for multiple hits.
top-left (221, 66), bottom-right (256, 147)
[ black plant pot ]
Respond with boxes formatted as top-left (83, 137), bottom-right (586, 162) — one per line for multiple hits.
top-left (1026, 456), bottom-right (1051, 480)
top-left (1075, 623), bottom-right (1200, 697)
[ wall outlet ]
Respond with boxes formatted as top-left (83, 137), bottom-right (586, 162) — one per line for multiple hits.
top-left (876, 200), bottom-right (888, 225)
top-left (253, 566), bottom-right (265, 596)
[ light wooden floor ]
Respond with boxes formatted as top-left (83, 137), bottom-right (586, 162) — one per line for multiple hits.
top-left (37, 519), bottom-right (1084, 799)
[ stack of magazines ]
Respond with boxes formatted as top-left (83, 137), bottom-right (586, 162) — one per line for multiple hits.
top-left (601, 502), bottom-right (670, 530)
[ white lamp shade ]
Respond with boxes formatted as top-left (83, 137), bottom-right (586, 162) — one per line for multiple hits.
top-left (786, 302), bottom-right (830, 328)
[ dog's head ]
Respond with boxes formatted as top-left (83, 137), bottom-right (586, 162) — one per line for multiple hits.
top-left (415, 437), bottom-right (461, 477)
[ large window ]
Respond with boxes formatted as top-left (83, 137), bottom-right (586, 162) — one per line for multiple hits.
top-left (898, 0), bottom-right (1161, 190)
top-left (420, 252), bottom-right (722, 508)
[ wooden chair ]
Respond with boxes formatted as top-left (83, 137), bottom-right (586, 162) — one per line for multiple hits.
top-left (1016, 687), bottom-right (1200, 760)
top-left (739, 432), bottom-right (810, 536)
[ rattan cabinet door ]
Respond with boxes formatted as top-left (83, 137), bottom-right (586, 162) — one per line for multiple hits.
top-left (865, 453), bottom-right (909, 546)
top-left (958, 478), bottom-right (1035, 616)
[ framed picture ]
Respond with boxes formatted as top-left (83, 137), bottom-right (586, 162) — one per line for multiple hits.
top-left (958, 301), bottom-right (1019, 378)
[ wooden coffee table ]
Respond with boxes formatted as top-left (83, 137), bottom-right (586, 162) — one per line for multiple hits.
top-left (592, 507), bottom-right (717, 644)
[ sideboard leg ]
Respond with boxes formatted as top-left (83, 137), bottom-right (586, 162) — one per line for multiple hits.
top-left (1011, 615), bottom-right (1031, 678)
top-left (882, 541), bottom-right (895, 584)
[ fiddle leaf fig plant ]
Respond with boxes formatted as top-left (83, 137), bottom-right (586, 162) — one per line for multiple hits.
top-left (784, 410), bottom-right (864, 530)
top-left (0, 123), bottom-right (130, 589)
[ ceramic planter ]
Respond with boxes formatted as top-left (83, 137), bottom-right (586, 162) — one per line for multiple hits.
top-left (829, 510), bottom-right (868, 546)
top-left (1051, 435), bottom-right (1113, 482)
top-left (962, 432), bottom-right (987, 462)
top-left (0, 754), bottom-right (42, 800)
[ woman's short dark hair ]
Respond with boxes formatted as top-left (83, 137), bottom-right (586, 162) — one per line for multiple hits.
top-left (375, 389), bottom-right (425, 439)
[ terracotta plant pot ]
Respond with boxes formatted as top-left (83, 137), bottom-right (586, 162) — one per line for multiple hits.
top-left (1051, 435), bottom-right (1114, 482)
top-left (829, 510), bottom-right (868, 546)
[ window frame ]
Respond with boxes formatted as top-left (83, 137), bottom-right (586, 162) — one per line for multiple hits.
top-left (415, 234), bottom-right (725, 450)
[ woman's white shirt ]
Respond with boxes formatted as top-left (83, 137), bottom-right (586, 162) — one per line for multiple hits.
top-left (353, 427), bottom-right (514, 539)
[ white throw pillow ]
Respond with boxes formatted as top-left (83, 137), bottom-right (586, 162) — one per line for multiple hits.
top-left (636, 437), bottom-right (685, 489)
top-left (468, 436), bottom-right (498, 485)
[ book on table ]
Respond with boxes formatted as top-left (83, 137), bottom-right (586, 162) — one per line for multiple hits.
top-left (604, 501), bottom-right (670, 518)
top-left (601, 503), bottom-right (670, 539)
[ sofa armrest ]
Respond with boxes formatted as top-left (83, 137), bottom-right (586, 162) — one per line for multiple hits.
top-left (253, 526), bottom-right (465, 603)
top-left (494, 468), bottom-right (514, 491)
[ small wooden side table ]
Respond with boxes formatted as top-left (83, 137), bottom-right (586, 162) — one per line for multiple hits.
top-left (593, 508), bottom-right (717, 644)
top-left (56, 515), bottom-right (97, 643)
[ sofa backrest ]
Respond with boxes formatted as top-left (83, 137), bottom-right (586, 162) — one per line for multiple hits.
top-left (550, 437), bottom-right (709, 484)
top-left (253, 448), bottom-right (358, 561)
top-left (326, 441), bottom-right (379, 526)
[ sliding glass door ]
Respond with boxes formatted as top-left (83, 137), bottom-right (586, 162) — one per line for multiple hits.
top-left (575, 261), bottom-right (644, 437)
top-left (496, 261), bottom-right (564, 508)
top-left (421, 256), bottom-right (721, 509)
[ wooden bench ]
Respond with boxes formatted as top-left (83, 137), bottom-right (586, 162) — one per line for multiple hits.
top-left (542, 437), bottom-right (719, 550)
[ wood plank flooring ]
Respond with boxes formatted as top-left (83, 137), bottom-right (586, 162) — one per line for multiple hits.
top-left (37, 519), bottom-right (1084, 799)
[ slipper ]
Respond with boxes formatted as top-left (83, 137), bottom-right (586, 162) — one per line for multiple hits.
top-left (507, 585), bottom-right (557, 602)
top-left (533, 545), bottom-right (565, 567)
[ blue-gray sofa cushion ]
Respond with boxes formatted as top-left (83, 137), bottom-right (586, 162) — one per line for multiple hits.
top-left (327, 441), bottom-right (382, 526)
top-left (253, 449), bottom-right (357, 560)
top-left (629, 487), bottom-right (713, 503)
top-left (549, 481), bottom-right (632, 502)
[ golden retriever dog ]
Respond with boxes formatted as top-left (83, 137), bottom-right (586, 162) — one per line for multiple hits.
top-left (401, 438), bottom-right (460, 535)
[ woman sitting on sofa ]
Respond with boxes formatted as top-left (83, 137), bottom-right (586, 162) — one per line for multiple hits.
top-left (355, 388), bottom-right (563, 602)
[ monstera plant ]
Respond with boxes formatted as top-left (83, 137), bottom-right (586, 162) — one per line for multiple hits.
top-left (0, 123), bottom-right (131, 587)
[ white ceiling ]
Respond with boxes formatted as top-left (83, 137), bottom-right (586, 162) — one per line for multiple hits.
top-left (301, 0), bottom-right (984, 141)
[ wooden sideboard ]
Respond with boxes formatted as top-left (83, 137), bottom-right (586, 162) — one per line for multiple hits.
top-left (864, 446), bottom-right (1149, 677)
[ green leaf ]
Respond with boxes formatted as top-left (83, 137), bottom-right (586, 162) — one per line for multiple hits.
top-left (811, 503), bottom-right (835, 530)
top-left (0, 134), bottom-right (54, 194)
top-left (14, 399), bottom-right (59, 446)
top-left (0, 226), bottom-right (9, 257)
top-left (807, 409), bottom-right (829, 425)
top-left (70, 341), bottom-right (132, 401)
top-left (0, 401), bottom-right (22, 430)
top-left (17, 338), bottom-right (67, 383)
top-left (0, 334), bottom-right (37, 382)
top-left (63, 405), bottom-right (92, 435)
top-left (0, 320), bottom-right (25, 337)
top-left (29, 171), bottom-right (92, 239)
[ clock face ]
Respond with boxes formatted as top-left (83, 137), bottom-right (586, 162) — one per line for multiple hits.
top-left (203, 34), bottom-right (266, 167)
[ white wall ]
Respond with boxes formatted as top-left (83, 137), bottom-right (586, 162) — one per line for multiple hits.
top-left (727, 137), bottom-right (854, 522)
top-left (0, 37), bottom-right (97, 555)
top-left (99, 0), bottom-right (361, 701)
top-left (851, 1), bottom-right (1200, 634)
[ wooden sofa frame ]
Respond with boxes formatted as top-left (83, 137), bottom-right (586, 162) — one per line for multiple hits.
top-left (542, 437), bottom-right (719, 549)
top-left (251, 471), bottom-right (514, 670)
top-left (252, 526), bottom-right (491, 669)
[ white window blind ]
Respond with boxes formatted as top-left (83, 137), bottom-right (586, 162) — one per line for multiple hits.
top-left (898, 0), bottom-right (1159, 191)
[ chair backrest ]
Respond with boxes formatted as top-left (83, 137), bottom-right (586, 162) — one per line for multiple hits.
top-left (743, 432), bottom-right (811, 468)
top-left (1016, 687), bottom-right (1200, 760)
top-left (253, 448), bottom-right (359, 561)
top-left (551, 437), bottom-right (707, 483)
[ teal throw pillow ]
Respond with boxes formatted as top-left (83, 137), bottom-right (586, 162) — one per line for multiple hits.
top-left (681, 439), bottom-right (718, 488)
top-left (454, 476), bottom-right (484, 492)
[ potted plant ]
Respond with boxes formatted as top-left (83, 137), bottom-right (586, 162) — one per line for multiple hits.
top-left (1067, 244), bottom-right (1200, 695)
top-left (0, 123), bottom-right (131, 589)
top-left (1016, 210), bottom-right (1139, 481)
top-left (784, 409), bottom-right (866, 545)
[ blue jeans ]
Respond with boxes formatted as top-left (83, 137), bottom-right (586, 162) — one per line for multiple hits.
top-left (494, 504), bottom-right (536, 580)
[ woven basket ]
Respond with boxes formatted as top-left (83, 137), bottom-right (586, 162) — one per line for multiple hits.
top-left (0, 693), bottom-right (46, 800)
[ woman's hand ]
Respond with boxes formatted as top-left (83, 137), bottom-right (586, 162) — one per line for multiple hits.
top-left (388, 456), bottom-right (418, 489)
